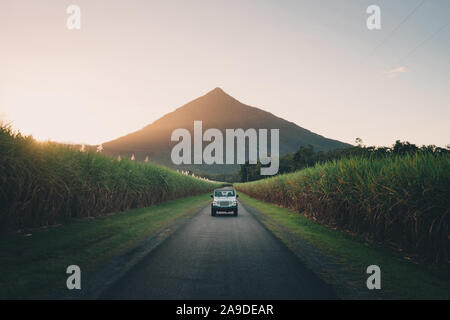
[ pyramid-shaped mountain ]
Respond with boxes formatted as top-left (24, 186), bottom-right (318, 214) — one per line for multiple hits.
top-left (103, 88), bottom-right (351, 175)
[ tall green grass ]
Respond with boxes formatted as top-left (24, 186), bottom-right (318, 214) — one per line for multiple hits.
top-left (0, 125), bottom-right (218, 232)
top-left (235, 154), bottom-right (450, 265)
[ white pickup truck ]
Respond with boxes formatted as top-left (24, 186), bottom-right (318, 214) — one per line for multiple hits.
top-left (210, 188), bottom-right (239, 217)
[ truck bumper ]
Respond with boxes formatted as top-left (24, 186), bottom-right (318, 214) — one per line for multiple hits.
top-left (211, 204), bottom-right (238, 212)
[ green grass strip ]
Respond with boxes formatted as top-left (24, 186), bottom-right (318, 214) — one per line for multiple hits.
top-left (238, 193), bottom-right (450, 300)
top-left (0, 193), bottom-right (210, 299)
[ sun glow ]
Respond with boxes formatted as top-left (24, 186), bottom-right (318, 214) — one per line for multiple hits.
top-left (3, 93), bottom-right (117, 145)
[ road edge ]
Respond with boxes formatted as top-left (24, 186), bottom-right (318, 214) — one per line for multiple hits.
top-left (238, 198), bottom-right (388, 300)
top-left (47, 204), bottom-right (209, 300)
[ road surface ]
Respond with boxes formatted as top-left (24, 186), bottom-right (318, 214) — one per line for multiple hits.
top-left (100, 202), bottom-right (337, 299)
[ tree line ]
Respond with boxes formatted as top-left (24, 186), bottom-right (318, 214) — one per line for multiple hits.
top-left (239, 139), bottom-right (450, 182)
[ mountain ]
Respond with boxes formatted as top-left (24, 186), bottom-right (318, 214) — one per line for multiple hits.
top-left (103, 88), bottom-right (351, 175)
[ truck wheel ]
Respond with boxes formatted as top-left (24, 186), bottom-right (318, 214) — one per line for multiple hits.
top-left (233, 209), bottom-right (238, 216)
top-left (211, 209), bottom-right (216, 216)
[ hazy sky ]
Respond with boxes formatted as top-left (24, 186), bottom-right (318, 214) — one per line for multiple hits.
top-left (1, 0), bottom-right (449, 146)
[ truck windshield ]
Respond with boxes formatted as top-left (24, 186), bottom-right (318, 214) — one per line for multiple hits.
top-left (215, 190), bottom-right (235, 197)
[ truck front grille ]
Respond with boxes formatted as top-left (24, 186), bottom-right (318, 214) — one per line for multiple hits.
top-left (219, 201), bottom-right (230, 207)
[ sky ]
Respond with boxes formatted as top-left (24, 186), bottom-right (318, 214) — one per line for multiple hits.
top-left (1, 0), bottom-right (449, 147)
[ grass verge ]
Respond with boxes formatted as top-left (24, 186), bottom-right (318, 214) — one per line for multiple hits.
top-left (0, 193), bottom-right (211, 299)
top-left (235, 153), bottom-right (449, 265)
top-left (238, 193), bottom-right (450, 300)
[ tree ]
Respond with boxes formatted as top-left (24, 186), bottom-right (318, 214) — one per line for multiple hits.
top-left (392, 140), bottom-right (418, 155)
top-left (293, 144), bottom-right (315, 170)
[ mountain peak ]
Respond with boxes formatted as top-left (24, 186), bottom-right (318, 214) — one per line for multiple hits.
top-left (212, 87), bottom-right (224, 93)
top-left (103, 88), bottom-right (351, 175)
top-left (206, 87), bottom-right (228, 96)
top-left (202, 87), bottom-right (238, 105)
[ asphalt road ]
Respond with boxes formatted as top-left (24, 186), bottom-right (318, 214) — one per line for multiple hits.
top-left (100, 202), bottom-right (337, 299)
